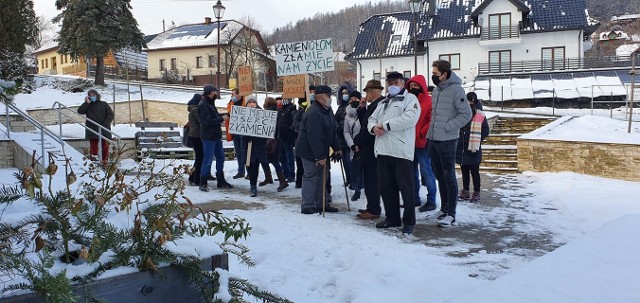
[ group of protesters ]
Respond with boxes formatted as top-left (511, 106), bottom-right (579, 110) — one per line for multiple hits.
top-left (182, 59), bottom-right (490, 235)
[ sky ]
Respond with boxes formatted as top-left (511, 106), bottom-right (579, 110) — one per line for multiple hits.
top-left (32, 0), bottom-right (392, 36)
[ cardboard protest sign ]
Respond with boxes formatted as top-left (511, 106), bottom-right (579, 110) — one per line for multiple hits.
top-left (227, 105), bottom-right (277, 139)
top-left (282, 74), bottom-right (307, 98)
top-left (275, 38), bottom-right (334, 76)
top-left (238, 65), bottom-right (252, 96)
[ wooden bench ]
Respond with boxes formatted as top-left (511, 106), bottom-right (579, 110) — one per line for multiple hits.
top-left (135, 122), bottom-right (194, 160)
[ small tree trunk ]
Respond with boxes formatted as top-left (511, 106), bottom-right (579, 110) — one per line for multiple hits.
top-left (95, 56), bottom-right (105, 85)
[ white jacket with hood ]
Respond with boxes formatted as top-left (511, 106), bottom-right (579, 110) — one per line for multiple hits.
top-left (367, 89), bottom-right (420, 161)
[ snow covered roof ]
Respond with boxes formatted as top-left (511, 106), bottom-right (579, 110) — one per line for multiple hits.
top-left (145, 20), bottom-right (244, 51)
top-left (610, 14), bottom-right (640, 22)
top-left (34, 40), bottom-right (59, 54)
top-left (348, 0), bottom-right (598, 60)
top-left (616, 44), bottom-right (640, 57)
top-left (31, 39), bottom-right (147, 69)
top-left (475, 70), bottom-right (633, 102)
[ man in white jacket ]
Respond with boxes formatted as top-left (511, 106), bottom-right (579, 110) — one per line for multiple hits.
top-left (368, 71), bottom-right (420, 235)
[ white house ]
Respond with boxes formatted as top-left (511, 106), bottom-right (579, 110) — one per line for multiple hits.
top-left (347, 0), bottom-right (603, 97)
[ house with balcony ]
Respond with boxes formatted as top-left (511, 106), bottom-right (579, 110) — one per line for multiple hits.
top-left (346, 0), bottom-right (640, 104)
top-left (145, 18), bottom-right (274, 88)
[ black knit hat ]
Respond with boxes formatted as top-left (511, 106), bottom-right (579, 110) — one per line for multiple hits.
top-left (348, 91), bottom-right (362, 100)
top-left (386, 71), bottom-right (404, 81)
top-left (314, 85), bottom-right (332, 96)
top-left (203, 84), bottom-right (218, 95)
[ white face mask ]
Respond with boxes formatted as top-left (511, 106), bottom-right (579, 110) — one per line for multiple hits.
top-left (387, 85), bottom-right (402, 97)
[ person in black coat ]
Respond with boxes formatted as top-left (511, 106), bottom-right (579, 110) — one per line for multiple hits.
top-left (335, 82), bottom-right (353, 185)
top-left (352, 80), bottom-right (385, 219)
top-left (291, 97), bottom-right (308, 188)
top-left (259, 97), bottom-right (288, 191)
top-left (77, 89), bottom-right (114, 162)
top-left (242, 98), bottom-right (268, 197)
top-left (276, 97), bottom-right (296, 183)
top-left (456, 92), bottom-right (490, 203)
top-left (295, 85), bottom-right (342, 214)
top-left (197, 84), bottom-right (233, 191)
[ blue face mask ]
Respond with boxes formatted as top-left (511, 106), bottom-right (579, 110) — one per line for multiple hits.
top-left (387, 85), bottom-right (402, 97)
top-left (342, 95), bottom-right (349, 102)
top-left (310, 94), bottom-right (315, 103)
top-left (89, 96), bottom-right (97, 102)
top-left (231, 97), bottom-right (238, 102)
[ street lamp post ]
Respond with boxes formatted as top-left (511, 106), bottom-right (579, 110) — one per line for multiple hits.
top-left (408, 0), bottom-right (422, 76)
top-left (213, 0), bottom-right (226, 89)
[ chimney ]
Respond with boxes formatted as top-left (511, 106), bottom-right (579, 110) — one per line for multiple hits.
top-left (205, 17), bottom-right (212, 24)
top-left (428, 0), bottom-right (436, 17)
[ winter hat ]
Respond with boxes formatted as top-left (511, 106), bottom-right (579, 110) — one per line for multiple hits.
top-left (467, 92), bottom-right (478, 102)
top-left (363, 80), bottom-right (384, 91)
top-left (386, 71), bottom-right (404, 81)
top-left (314, 85), bottom-right (332, 96)
top-left (309, 85), bottom-right (316, 92)
top-left (87, 89), bottom-right (101, 100)
top-left (203, 84), bottom-right (218, 95)
top-left (348, 91), bottom-right (362, 100)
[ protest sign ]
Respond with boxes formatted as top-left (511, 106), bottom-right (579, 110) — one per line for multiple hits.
top-left (275, 38), bottom-right (334, 76)
top-left (282, 74), bottom-right (307, 98)
top-left (227, 105), bottom-right (277, 139)
top-left (238, 65), bottom-right (252, 96)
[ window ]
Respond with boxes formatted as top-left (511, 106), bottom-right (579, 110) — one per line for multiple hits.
top-left (196, 56), bottom-right (203, 68)
top-left (488, 50), bottom-right (511, 73)
top-left (65, 55), bottom-right (68, 64)
top-left (41, 60), bottom-right (45, 69)
top-left (60, 55), bottom-right (64, 64)
top-left (170, 58), bottom-right (177, 70)
top-left (390, 35), bottom-right (402, 44)
top-left (488, 13), bottom-right (512, 39)
top-left (403, 71), bottom-right (412, 79)
top-left (373, 72), bottom-right (381, 81)
top-left (439, 54), bottom-right (461, 70)
top-left (159, 59), bottom-right (166, 71)
top-left (45, 59), bottom-right (48, 68)
top-left (209, 55), bottom-right (215, 68)
top-left (542, 47), bottom-right (565, 70)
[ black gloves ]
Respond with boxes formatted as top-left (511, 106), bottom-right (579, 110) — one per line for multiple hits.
top-left (350, 145), bottom-right (356, 151)
top-left (330, 151), bottom-right (343, 162)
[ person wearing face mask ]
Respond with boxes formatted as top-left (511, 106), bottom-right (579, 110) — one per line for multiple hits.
top-left (198, 84), bottom-right (233, 191)
top-left (335, 82), bottom-right (354, 187)
top-left (242, 97), bottom-right (268, 197)
top-left (405, 75), bottom-right (438, 213)
top-left (295, 85), bottom-right (343, 214)
top-left (343, 91), bottom-right (364, 201)
top-left (308, 84), bottom-right (316, 105)
top-left (426, 60), bottom-right (472, 227)
top-left (367, 71), bottom-right (420, 235)
top-left (456, 92), bottom-right (490, 203)
top-left (226, 88), bottom-right (246, 179)
top-left (78, 89), bottom-right (114, 163)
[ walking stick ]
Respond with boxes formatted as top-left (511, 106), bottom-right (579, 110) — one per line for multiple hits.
top-left (339, 159), bottom-right (351, 211)
top-left (321, 163), bottom-right (327, 217)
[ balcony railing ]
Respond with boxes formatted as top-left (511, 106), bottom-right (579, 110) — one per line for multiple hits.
top-left (480, 26), bottom-right (520, 40)
top-left (478, 55), bottom-right (635, 75)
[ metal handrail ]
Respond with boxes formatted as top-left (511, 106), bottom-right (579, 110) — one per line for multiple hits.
top-left (52, 101), bottom-right (121, 161)
top-left (4, 102), bottom-right (67, 165)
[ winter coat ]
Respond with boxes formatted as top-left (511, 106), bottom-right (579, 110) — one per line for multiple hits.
top-left (337, 82), bottom-right (354, 107)
top-left (406, 75), bottom-right (432, 149)
top-left (367, 90), bottom-right (420, 161)
top-left (292, 107), bottom-right (305, 133)
top-left (77, 99), bottom-right (114, 140)
top-left (187, 104), bottom-right (201, 138)
top-left (265, 105), bottom-right (281, 161)
top-left (242, 106), bottom-right (268, 164)
top-left (276, 101), bottom-right (296, 145)
top-left (426, 72), bottom-right (472, 142)
top-left (353, 97), bottom-right (383, 161)
top-left (343, 104), bottom-right (361, 150)
top-left (225, 97), bottom-right (244, 141)
top-left (295, 101), bottom-right (340, 162)
top-left (334, 103), bottom-right (349, 149)
top-left (456, 113), bottom-right (490, 166)
top-left (197, 95), bottom-right (224, 141)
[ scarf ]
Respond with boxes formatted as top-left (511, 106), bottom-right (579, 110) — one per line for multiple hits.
top-left (468, 110), bottom-right (485, 152)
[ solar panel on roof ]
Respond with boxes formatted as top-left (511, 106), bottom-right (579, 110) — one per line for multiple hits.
top-left (616, 70), bottom-right (633, 84)
top-left (166, 23), bottom-right (227, 40)
top-left (531, 74), bottom-right (552, 80)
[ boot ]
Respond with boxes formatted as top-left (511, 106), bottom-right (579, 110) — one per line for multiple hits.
top-left (250, 186), bottom-right (257, 197)
top-left (259, 168), bottom-right (273, 187)
top-left (276, 171), bottom-right (289, 192)
top-left (470, 192), bottom-right (481, 203)
top-left (233, 171), bottom-right (245, 179)
top-left (199, 176), bottom-right (209, 192)
top-left (216, 173), bottom-right (234, 189)
top-left (458, 190), bottom-right (470, 201)
top-left (207, 174), bottom-right (216, 181)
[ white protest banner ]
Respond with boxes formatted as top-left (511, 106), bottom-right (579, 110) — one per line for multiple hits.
top-left (275, 38), bottom-right (334, 76)
top-left (227, 105), bottom-right (277, 139)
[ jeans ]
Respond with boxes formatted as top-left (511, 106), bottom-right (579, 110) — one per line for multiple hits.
top-left (201, 139), bottom-right (225, 177)
top-left (378, 155), bottom-right (415, 226)
top-left (428, 139), bottom-right (458, 217)
top-left (414, 147), bottom-right (437, 205)
top-left (233, 136), bottom-right (245, 174)
top-left (350, 156), bottom-right (364, 192)
top-left (280, 141), bottom-right (295, 179)
top-left (461, 164), bottom-right (481, 192)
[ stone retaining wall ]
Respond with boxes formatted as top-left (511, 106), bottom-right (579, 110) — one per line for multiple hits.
top-left (518, 139), bottom-right (640, 181)
top-left (0, 140), bottom-right (15, 168)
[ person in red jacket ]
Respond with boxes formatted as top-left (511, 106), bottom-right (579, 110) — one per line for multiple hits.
top-left (406, 75), bottom-right (438, 212)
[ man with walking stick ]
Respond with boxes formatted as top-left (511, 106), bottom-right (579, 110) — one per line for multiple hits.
top-left (295, 85), bottom-right (343, 215)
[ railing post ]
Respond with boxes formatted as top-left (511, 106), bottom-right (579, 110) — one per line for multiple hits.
top-left (40, 127), bottom-right (45, 167)
top-left (58, 103), bottom-right (63, 139)
top-left (610, 92), bottom-right (613, 119)
top-left (552, 88), bottom-right (556, 116)
top-left (591, 85), bottom-right (594, 115)
top-left (4, 104), bottom-right (9, 139)
top-left (501, 86), bottom-right (504, 112)
top-left (98, 127), bottom-right (102, 163)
